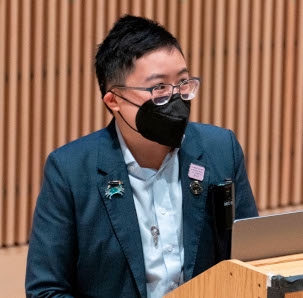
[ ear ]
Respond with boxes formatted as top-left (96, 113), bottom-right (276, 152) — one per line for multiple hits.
top-left (103, 92), bottom-right (120, 112)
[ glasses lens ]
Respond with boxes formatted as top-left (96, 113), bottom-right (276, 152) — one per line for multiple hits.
top-left (152, 85), bottom-right (172, 105)
top-left (181, 79), bottom-right (200, 100)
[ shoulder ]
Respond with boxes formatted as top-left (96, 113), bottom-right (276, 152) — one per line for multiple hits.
top-left (183, 122), bottom-right (243, 168)
top-left (52, 129), bottom-right (103, 157)
top-left (52, 120), bottom-right (116, 157)
top-left (45, 122), bottom-right (116, 171)
top-left (185, 122), bottom-right (235, 149)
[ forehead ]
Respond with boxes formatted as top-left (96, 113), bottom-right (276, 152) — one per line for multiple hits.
top-left (125, 47), bottom-right (187, 85)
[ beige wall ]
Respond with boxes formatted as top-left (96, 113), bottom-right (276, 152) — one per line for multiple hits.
top-left (0, 0), bottom-right (302, 247)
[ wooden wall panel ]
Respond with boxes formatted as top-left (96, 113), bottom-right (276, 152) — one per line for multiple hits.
top-left (281, 0), bottom-right (296, 207)
top-left (57, 0), bottom-right (69, 148)
top-left (200, 0), bottom-right (214, 124)
top-left (258, 0), bottom-right (274, 210)
top-left (0, 0), bottom-right (7, 245)
top-left (224, 0), bottom-right (238, 130)
top-left (93, 0), bottom-right (106, 131)
top-left (30, 0), bottom-right (44, 219)
top-left (247, 0), bottom-right (261, 202)
top-left (6, 0), bottom-right (19, 246)
top-left (269, 0), bottom-right (284, 209)
top-left (17, 0), bottom-right (31, 244)
top-left (213, 0), bottom-right (225, 127)
top-left (0, 0), bottom-right (302, 247)
top-left (293, 0), bottom-right (303, 206)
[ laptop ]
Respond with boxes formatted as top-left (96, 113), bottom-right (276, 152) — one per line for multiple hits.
top-left (231, 210), bottom-right (303, 261)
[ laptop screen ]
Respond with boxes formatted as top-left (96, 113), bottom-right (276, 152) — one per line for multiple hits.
top-left (231, 211), bottom-right (303, 261)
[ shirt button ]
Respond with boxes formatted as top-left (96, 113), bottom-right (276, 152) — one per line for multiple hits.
top-left (128, 165), bottom-right (135, 172)
top-left (167, 244), bottom-right (173, 252)
top-left (160, 208), bottom-right (166, 215)
top-left (170, 282), bottom-right (177, 289)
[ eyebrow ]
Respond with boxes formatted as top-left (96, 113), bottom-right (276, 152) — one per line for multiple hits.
top-left (144, 68), bottom-right (189, 83)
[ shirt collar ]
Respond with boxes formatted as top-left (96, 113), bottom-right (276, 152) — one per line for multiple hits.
top-left (115, 121), bottom-right (179, 181)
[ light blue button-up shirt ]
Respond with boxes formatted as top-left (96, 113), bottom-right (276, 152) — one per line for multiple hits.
top-left (116, 124), bottom-right (184, 298)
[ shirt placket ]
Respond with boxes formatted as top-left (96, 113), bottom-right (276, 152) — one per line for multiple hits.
top-left (153, 162), bottom-right (182, 290)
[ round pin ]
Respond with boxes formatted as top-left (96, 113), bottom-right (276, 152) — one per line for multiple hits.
top-left (190, 180), bottom-right (203, 195)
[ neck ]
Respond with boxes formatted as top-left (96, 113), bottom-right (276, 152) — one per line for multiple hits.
top-left (127, 140), bottom-right (171, 170)
top-left (116, 118), bottom-right (171, 170)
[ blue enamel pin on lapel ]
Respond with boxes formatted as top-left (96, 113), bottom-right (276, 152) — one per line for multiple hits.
top-left (105, 180), bottom-right (125, 199)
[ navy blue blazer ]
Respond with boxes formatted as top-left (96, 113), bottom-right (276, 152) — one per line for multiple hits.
top-left (26, 120), bottom-right (258, 297)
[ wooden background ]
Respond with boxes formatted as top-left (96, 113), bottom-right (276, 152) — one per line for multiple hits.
top-left (0, 0), bottom-right (302, 247)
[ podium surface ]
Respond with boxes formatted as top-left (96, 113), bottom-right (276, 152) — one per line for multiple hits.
top-left (165, 253), bottom-right (303, 298)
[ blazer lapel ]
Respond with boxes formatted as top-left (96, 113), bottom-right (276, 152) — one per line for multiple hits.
top-left (179, 143), bottom-right (210, 282)
top-left (96, 120), bottom-right (146, 297)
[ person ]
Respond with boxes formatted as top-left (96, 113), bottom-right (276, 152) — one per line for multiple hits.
top-left (25, 15), bottom-right (258, 298)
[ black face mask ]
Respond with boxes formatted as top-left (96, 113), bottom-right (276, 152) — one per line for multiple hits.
top-left (118, 93), bottom-right (190, 148)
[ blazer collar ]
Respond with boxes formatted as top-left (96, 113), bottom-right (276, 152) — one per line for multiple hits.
top-left (97, 119), bottom-right (147, 297)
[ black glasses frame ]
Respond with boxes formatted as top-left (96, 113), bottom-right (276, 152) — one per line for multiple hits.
top-left (107, 77), bottom-right (200, 102)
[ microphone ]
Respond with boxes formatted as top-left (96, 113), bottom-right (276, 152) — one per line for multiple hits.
top-left (209, 179), bottom-right (235, 231)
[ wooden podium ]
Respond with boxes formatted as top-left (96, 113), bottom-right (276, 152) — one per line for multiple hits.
top-left (165, 254), bottom-right (303, 298)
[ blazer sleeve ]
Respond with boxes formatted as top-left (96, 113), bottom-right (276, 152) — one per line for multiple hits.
top-left (229, 130), bottom-right (259, 219)
top-left (25, 151), bottom-right (76, 297)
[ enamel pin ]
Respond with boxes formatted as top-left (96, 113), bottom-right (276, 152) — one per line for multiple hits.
top-left (105, 180), bottom-right (125, 199)
top-left (190, 180), bottom-right (203, 195)
top-left (188, 163), bottom-right (205, 181)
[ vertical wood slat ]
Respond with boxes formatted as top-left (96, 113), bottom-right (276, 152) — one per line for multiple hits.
top-left (269, 0), bottom-right (284, 209)
top-left (258, 0), bottom-right (274, 210)
top-left (131, 0), bottom-right (142, 16)
top-left (17, 0), bottom-right (31, 244)
top-left (6, 0), bottom-right (19, 246)
top-left (224, 0), bottom-right (238, 130)
top-left (93, 0), bottom-right (107, 131)
top-left (292, 0), bottom-right (303, 205)
top-left (189, 0), bottom-right (203, 122)
top-left (44, 1), bottom-right (57, 160)
top-left (81, 0), bottom-right (94, 136)
top-left (280, 0), bottom-right (296, 206)
top-left (56, 1), bottom-right (69, 148)
top-left (104, 1), bottom-right (119, 126)
top-left (119, 0), bottom-right (130, 15)
top-left (155, 0), bottom-right (166, 27)
top-left (167, 0), bottom-right (178, 38)
top-left (69, 0), bottom-right (81, 141)
top-left (143, 0), bottom-right (154, 20)
top-left (201, 0), bottom-right (214, 124)
top-left (30, 0), bottom-right (44, 219)
top-left (247, 0), bottom-right (261, 205)
top-left (1, 0), bottom-right (303, 246)
top-left (107, 0), bottom-right (118, 33)
top-left (236, 0), bottom-right (249, 152)
top-left (213, 0), bottom-right (225, 127)
top-left (178, 0), bottom-right (190, 64)
top-left (0, 0), bottom-right (7, 245)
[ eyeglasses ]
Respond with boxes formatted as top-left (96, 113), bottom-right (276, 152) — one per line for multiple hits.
top-left (107, 77), bottom-right (200, 106)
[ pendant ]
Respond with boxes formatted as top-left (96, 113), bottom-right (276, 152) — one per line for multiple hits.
top-left (151, 226), bottom-right (160, 247)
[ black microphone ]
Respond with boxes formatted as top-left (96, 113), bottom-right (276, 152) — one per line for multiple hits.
top-left (209, 179), bottom-right (235, 231)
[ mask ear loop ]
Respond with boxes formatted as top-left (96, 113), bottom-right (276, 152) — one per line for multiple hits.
top-left (117, 111), bottom-right (139, 133)
top-left (110, 91), bottom-right (141, 133)
top-left (110, 91), bottom-right (141, 107)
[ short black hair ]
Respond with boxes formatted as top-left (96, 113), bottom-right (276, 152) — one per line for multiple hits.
top-left (95, 15), bottom-right (183, 97)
